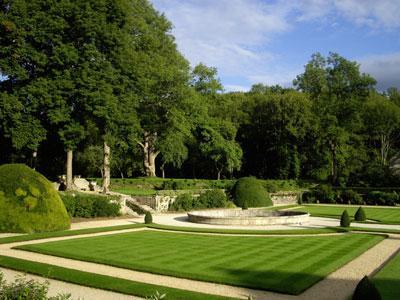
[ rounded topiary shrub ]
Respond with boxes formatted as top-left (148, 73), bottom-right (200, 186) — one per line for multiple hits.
top-left (354, 207), bottom-right (367, 222)
top-left (233, 177), bottom-right (272, 208)
top-left (144, 211), bottom-right (153, 224)
top-left (353, 275), bottom-right (381, 300)
top-left (0, 164), bottom-right (70, 233)
top-left (340, 209), bottom-right (351, 227)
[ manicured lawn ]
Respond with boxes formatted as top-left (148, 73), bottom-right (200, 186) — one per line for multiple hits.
top-left (17, 231), bottom-right (384, 294)
top-left (373, 252), bottom-right (400, 300)
top-left (293, 205), bottom-right (400, 224)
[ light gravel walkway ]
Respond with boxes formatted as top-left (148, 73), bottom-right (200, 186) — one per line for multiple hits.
top-left (1, 226), bottom-right (399, 300)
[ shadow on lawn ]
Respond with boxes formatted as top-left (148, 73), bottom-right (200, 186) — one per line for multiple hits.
top-left (214, 267), bottom-right (399, 299)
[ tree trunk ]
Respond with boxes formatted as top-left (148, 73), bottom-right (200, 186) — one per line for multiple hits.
top-left (161, 163), bottom-right (165, 179)
top-left (66, 149), bottom-right (73, 190)
top-left (329, 140), bottom-right (338, 185)
top-left (381, 134), bottom-right (390, 166)
top-left (102, 141), bottom-right (111, 193)
top-left (138, 132), bottom-right (159, 177)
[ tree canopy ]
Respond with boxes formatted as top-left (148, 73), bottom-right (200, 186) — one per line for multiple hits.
top-left (1, 2), bottom-right (400, 187)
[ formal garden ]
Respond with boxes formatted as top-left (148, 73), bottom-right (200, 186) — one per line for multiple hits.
top-left (1, 0), bottom-right (400, 299)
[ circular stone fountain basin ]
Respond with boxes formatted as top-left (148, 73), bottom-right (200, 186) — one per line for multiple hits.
top-left (187, 208), bottom-right (309, 226)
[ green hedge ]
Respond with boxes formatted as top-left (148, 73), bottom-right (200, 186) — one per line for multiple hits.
top-left (59, 192), bottom-right (120, 218)
top-left (0, 164), bottom-right (70, 233)
top-left (302, 185), bottom-right (400, 206)
top-left (233, 177), bottom-right (272, 208)
top-left (169, 190), bottom-right (230, 211)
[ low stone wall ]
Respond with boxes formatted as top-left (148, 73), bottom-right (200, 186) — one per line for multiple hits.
top-left (271, 192), bottom-right (299, 206)
top-left (187, 209), bottom-right (309, 225)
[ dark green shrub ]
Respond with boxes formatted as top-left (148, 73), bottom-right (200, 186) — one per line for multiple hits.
top-left (0, 164), bottom-right (70, 233)
top-left (169, 193), bottom-right (194, 211)
top-left (340, 190), bottom-right (363, 205)
top-left (352, 275), bottom-right (381, 300)
top-left (144, 211), bottom-right (153, 224)
top-left (59, 192), bottom-right (120, 218)
top-left (233, 177), bottom-right (272, 208)
top-left (366, 191), bottom-right (398, 206)
top-left (197, 190), bottom-right (227, 208)
top-left (354, 207), bottom-right (367, 222)
top-left (263, 181), bottom-right (279, 193)
top-left (92, 197), bottom-right (120, 217)
top-left (301, 191), bottom-right (317, 203)
top-left (315, 184), bottom-right (337, 203)
top-left (340, 210), bottom-right (351, 227)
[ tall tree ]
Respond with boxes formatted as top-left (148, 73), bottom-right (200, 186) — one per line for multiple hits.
top-left (132, 0), bottom-right (192, 177)
top-left (364, 93), bottom-right (400, 166)
top-left (294, 52), bottom-right (376, 184)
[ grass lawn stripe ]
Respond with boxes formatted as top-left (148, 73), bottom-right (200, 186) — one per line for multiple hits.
top-left (294, 205), bottom-right (400, 224)
top-left (16, 231), bottom-right (384, 295)
top-left (373, 250), bottom-right (400, 300)
top-left (0, 255), bottom-right (234, 300)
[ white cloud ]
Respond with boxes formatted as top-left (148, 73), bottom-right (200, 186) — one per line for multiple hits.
top-left (152, 0), bottom-right (290, 80)
top-left (151, 0), bottom-right (400, 89)
top-left (359, 52), bottom-right (400, 90)
top-left (334, 0), bottom-right (400, 29)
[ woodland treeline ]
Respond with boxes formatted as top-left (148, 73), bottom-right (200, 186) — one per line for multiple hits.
top-left (1, 0), bottom-right (400, 190)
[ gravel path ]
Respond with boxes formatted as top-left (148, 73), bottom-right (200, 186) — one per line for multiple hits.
top-left (1, 226), bottom-right (399, 300)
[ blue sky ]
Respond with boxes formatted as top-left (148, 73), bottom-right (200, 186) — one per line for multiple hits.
top-left (151, 0), bottom-right (400, 92)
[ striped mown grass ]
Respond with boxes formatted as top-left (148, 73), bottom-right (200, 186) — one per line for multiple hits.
top-left (293, 205), bottom-right (400, 224)
top-left (373, 251), bottom-right (400, 300)
top-left (17, 231), bottom-right (384, 294)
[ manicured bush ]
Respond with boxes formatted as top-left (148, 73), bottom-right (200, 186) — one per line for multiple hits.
top-left (340, 210), bottom-right (351, 227)
top-left (169, 193), bottom-right (194, 211)
top-left (59, 192), bottom-right (120, 218)
top-left (340, 190), bottom-right (363, 205)
top-left (233, 177), bottom-right (272, 208)
top-left (144, 211), bottom-right (153, 224)
top-left (0, 164), bottom-right (70, 233)
top-left (354, 207), bottom-right (367, 222)
top-left (352, 275), bottom-right (381, 300)
top-left (197, 190), bottom-right (227, 208)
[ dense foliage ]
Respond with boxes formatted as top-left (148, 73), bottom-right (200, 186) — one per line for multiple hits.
top-left (233, 177), bottom-right (272, 208)
top-left (302, 186), bottom-right (400, 206)
top-left (59, 192), bottom-right (120, 218)
top-left (0, 164), bottom-right (70, 233)
top-left (1, 1), bottom-right (400, 189)
top-left (169, 189), bottom-right (230, 211)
